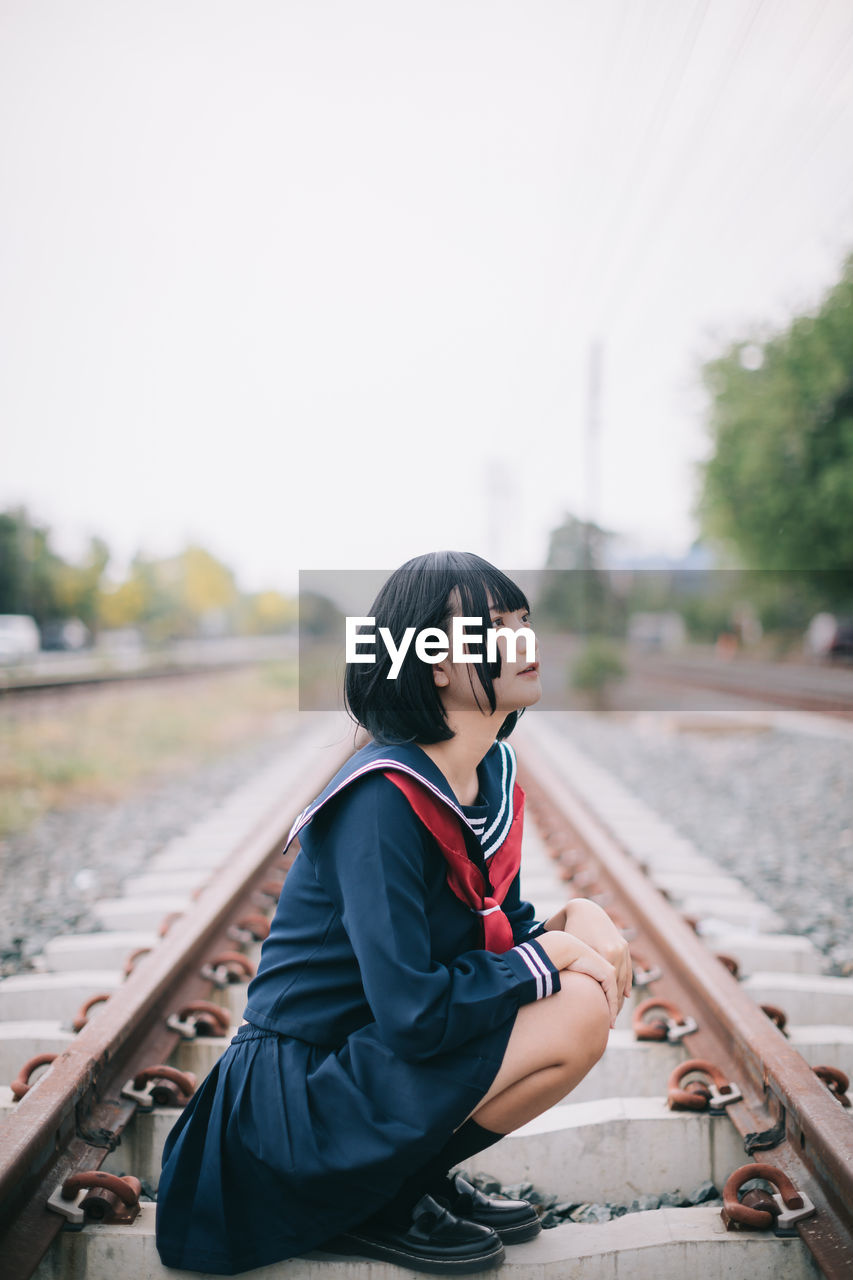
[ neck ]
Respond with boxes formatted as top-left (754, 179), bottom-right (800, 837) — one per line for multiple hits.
top-left (417, 710), bottom-right (502, 806)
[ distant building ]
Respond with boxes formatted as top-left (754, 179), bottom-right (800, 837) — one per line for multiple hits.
top-left (627, 612), bottom-right (687, 651)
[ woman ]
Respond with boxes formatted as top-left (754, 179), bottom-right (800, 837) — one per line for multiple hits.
top-left (156, 551), bottom-right (632, 1275)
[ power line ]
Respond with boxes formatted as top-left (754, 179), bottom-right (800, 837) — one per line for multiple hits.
top-left (608, 4), bottom-right (853, 338)
top-left (585, 0), bottom-right (771, 336)
top-left (570, 0), bottom-right (712, 329)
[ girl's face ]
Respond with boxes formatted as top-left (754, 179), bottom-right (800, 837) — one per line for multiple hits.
top-left (435, 592), bottom-right (541, 719)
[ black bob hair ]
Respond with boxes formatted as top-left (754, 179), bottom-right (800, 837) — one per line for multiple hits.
top-left (344, 550), bottom-right (530, 745)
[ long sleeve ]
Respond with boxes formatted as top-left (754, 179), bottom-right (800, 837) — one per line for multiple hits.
top-left (302, 773), bottom-right (560, 1064)
top-left (502, 871), bottom-right (548, 944)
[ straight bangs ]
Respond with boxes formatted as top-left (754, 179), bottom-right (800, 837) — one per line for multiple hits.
top-left (344, 551), bottom-right (530, 745)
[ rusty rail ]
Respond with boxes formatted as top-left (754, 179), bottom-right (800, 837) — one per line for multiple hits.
top-left (627, 651), bottom-right (853, 721)
top-left (516, 718), bottom-right (853, 1279)
top-left (0, 722), bottom-right (352, 1280)
top-left (2, 710), bottom-right (850, 1277)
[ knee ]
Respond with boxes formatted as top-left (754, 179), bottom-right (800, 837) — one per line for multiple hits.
top-left (555, 972), bottom-right (611, 1065)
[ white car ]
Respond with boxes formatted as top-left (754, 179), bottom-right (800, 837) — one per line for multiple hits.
top-left (0, 614), bottom-right (41, 662)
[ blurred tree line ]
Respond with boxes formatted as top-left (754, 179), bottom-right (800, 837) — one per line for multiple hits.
top-left (0, 507), bottom-right (296, 644)
top-left (697, 249), bottom-right (853, 617)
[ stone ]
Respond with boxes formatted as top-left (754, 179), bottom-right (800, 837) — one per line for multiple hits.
top-left (687, 1180), bottom-right (720, 1205)
top-left (553, 1202), bottom-right (580, 1219)
top-left (574, 1203), bottom-right (612, 1224)
top-left (501, 1182), bottom-right (535, 1201)
top-left (658, 1191), bottom-right (682, 1207)
top-left (468, 1172), bottom-right (502, 1195)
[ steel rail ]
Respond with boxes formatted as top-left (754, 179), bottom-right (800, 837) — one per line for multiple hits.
top-left (0, 721), bottom-right (352, 1280)
top-left (0, 659), bottom-right (270, 698)
top-left (627, 653), bottom-right (853, 721)
top-left (516, 720), bottom-right (853, 1280)
top-left (3, 713), bottom-right (849, 1275)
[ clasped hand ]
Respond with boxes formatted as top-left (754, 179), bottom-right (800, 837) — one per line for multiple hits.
top-left (538, 898), bottom-right (633, 1027)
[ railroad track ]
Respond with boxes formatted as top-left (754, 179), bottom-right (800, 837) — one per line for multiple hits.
top-left (0, 712), bottom-right (851, 1278)
top-left (0, 637), bottom-right (295, 698)
top-left (626, 651), bottom-right (853, 721)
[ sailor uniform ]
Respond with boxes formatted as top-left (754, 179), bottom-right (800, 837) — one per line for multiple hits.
top-left (155, 738), bottom-right (560, 1275)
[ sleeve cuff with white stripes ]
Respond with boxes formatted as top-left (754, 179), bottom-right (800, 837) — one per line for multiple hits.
top-left (503, 937), bottom-right (561, 1002)
top-left (518, 919), bottom-right (548, 942)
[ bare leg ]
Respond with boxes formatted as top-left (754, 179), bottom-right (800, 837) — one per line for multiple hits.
top-left (466, 971), bottom-right (611, 1134)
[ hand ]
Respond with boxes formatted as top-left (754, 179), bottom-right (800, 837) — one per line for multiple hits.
top-left (545, 898), bottom-right (632, 1010)
top-left (535, 929), bottom-right (620, 1027)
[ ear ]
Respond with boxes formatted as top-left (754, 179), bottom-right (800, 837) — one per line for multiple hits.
top-left (431, 660), bottom-right (451, 688)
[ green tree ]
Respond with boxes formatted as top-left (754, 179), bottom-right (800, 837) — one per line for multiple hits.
top-left (0, 508), bottom-right (64, 623)
top-left (536, 513), bottom-right (623, 634)
top-left (53, 536), bottom-right (110, 631)
top-left (571, 637), bottom-right (626, 709)
top-left (697, 252), bottom-right (853, 607)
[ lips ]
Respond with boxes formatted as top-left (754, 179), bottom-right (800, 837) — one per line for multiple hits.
top-left (519, 663), bottom-right (539, 675)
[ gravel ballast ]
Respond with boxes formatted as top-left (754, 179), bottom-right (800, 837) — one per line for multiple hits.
top-left (464, 1173), bottom-right (723, 1228)
top-left (0, 718), bottom-right (298, 977)
top-left (542, 709), bottom-right (853, 975)
top-left (2, 707), bottom-right (850, 979)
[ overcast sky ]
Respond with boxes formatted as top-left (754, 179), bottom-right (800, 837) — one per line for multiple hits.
top-left (2, 0), bottom-right (852, 593)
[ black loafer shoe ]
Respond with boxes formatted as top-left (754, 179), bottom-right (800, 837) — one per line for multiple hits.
top-left (444, 1173), bottom-right (542, 1245)
top-left (326, 1193), bottom-right (505, 1274)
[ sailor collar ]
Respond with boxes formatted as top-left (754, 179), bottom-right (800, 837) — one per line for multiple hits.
top-left (285, 737), bottom-right (518, 862)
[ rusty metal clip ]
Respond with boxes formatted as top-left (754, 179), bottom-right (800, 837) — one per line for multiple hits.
top-left (166, 1000), bottom-right (231, 1039)
top-left (122, 947), bottom-right (152, 978)
top-left (667, 1059), bottom-right (742, 1113)
top-left (253, 879), bottom-right (284, 905)
top-left (633, 964), bottom-right (662, 986)
top-left (10, 1053), bottom-right (58, 1100)
top-left (47, 1172), bottom-right (142, 1228)
top-left (771, 1190), bottom-right (817, 1233)
top-left (630, 951), bottom-right (663, 987)
top-left (813, 1064), bottom-right (850, 1107)
top-left (201, 950), bottom-right (256, 987)
top-left (721, 1163), bottom-right (815, 1234)
top-left (633, 997), bottom-right (697, 1043)
top-left (158, 911), bottom-right (184, 938)
top-left (662, 1015), bottom-right (696, 1041)
top-left (227, 913), bottom-right (271, 945)
top-left (121, 1064), bottom-right (197, 1110)
top-left (71, 993), bottom-right (111, 1032)
top-left (760, 1004), bottom-right (788, 1035)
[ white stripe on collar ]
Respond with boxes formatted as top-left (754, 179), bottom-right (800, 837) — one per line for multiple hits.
top-left (286, 757), bottom-right (473, 849)
top-left (480, 742), bottom-right (517, 861)
top-left (287, 743), bottom-right (518, 861)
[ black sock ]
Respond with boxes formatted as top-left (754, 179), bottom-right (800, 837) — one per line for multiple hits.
top-left (369, 1121), bottom-right (504, 1229)
top-left (427, 1119), bottom-right (504, 1180)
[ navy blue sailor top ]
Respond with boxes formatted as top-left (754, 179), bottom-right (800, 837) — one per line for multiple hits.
top-left (243, 737), bottom-right (561, 1063)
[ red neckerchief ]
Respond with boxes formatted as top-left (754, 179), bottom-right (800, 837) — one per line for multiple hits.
top-left (384, 770), bottom-right (524, 954)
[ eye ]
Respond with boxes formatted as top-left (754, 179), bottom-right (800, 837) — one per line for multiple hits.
top-left (491, 616), bottom-right (503, 628)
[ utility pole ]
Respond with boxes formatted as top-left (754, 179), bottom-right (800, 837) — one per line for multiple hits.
top-left (584, 338), bottom-right (603, 569)
top-left (485, 457), bottom-right (511, 567)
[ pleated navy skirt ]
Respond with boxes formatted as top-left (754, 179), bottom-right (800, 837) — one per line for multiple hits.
top-left (155, 1016), bottom-right (514, 1275)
